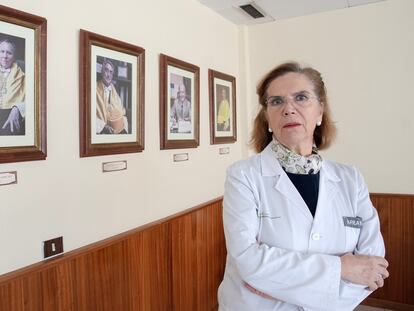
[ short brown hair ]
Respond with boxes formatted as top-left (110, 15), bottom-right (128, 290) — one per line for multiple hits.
top-left (251, 62), bottom-right (336, 153)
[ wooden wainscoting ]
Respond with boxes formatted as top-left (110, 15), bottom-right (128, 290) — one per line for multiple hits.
top-left (0, 198), bottom-right (226, 311)
top-left (171, 202), bottom-right (226, 310)
top-left (0, 193), bottom-right (412, 310)
top-left (363, 193), bottom-right (414, 311)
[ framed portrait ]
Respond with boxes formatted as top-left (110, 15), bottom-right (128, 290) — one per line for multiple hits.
top-left (159, 54), bottom-right (199, 149)
top-left (208, 69), bottom-right (237, 144)
top-left (0, 5), bottom-right (46, 163)
top-left (79, 30), bottom-right (145, 157)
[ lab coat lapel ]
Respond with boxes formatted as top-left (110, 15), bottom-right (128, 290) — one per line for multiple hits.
top-left (260, 144), bottom-right (313, 220)
top-left (315, 162), bottom-right (341, 215)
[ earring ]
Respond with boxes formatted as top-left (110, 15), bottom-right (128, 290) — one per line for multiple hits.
top-left (316, 120), bottom-right (322, 126)
top-left (268, 128), bottom-right (273, 133)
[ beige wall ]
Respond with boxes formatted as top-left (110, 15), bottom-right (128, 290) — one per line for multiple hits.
top-left (0, 0), bottom-right (244, 274)
top-left (246, 0), bottom-right (414, 194)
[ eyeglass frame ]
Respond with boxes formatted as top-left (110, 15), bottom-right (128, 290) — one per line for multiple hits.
top-left (265, 91), bottom-right (320, 108)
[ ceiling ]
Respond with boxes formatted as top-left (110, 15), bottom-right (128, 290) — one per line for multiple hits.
top-left (197, 0), bottom-right (387, 25)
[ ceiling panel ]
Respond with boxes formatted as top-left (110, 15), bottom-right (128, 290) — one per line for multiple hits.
top-left (197, 0), bottom-right (387, 25)
top-left (214, 6), bottom-right (274, 25)
top-left (348, 0), bottom-right (386, 6)
top-left (256, 0), bottom-right (348, 20)
top-left (198, 0), bottom-right (251, 10)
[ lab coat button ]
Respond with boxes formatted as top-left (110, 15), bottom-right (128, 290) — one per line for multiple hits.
top-left (311, 233), bottom-right (322, 240)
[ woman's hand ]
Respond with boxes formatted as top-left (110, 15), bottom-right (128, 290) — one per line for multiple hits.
top-left (2, 106), bottom-right (21, 133)
top-left (340, 253), bottom-right (389, 291)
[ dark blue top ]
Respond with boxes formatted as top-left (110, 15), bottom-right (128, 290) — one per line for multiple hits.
top-left (285, 170), bottom-right (320, 217)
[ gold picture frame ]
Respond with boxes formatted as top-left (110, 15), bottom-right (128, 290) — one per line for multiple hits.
top-left (0, 5), bottom-right (47, 163)
top-left (79, 29), bottom-right (145, 157)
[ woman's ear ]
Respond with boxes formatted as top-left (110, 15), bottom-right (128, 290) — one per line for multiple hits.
top-left (318, 101), bottom-right (324, 119)
top-left (262, 108), bottom-right (270, 127)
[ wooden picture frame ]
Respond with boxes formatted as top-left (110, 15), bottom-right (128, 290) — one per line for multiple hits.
top-left (159, 54), bottom-right (199, 150)
top-left (208, 69), bottom-right (237, 144)
top-left (79, 29), bottom-right (145, 157)
top-left (0, 5), bottom-right (47, 163)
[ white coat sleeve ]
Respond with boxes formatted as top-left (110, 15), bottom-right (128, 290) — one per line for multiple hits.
top-left (223, 165), bottom-right (341, 311)
top-left (336, 168), bottom-right (386, 310)
top-left (355, 169), bottom-right (385, 257)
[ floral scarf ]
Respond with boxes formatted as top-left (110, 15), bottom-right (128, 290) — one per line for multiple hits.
top-left (270, 138), bottom-right (322, 175)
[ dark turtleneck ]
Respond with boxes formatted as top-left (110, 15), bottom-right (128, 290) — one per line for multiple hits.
top-left (284, 170), bottom-right (320, 217)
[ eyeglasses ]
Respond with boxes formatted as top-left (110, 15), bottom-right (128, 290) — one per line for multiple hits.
top-left (265, 92), bottom-right (318, 107)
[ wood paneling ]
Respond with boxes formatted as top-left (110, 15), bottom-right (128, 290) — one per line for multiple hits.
top-left (67, 223), bottom-right (171, 311)
top-left (0, 198), bottom-right (224, 311)
top-left (363, 193), bottom-right (414, 311)
top-left (206, 201), bottom-right (227, 310)
top-left (170, 200), bottom-right (226, 311)
top-left (0, 194), bottom-right (412, 310)
top-left (0, 279), bottom-right (23, 311)
top-left (129, 223), bottom-right (171, 311)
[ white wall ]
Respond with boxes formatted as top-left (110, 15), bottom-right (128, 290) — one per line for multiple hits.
top-left (246, 0), bottom-right (414, 194)
top-left (0, 0), bottom-right (245, 274)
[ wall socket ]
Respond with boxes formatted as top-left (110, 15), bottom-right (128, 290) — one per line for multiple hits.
top-left (43, 236), bottom-right (63, 258)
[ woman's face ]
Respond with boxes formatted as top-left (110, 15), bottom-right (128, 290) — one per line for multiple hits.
top-left (266, 72), bottom-right (323, 155)
top-left (0, 41), bottom-right (15, 69)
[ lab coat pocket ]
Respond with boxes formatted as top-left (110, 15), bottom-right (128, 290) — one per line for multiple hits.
top-left (258, 212), bottom-right (281, 220)
top-left (344, 227), bottom-right (361, 252)
top-left (257, 212), bottom-right (283, 245)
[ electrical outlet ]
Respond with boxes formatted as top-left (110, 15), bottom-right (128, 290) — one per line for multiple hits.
top-left (43, 236), bottom-right (63, 258)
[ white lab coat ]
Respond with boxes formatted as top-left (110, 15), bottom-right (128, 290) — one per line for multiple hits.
top-left (218, 143), bottom-right (385, 311)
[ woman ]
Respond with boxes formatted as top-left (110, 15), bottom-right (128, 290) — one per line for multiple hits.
top-left (0, 38), bottom-right (25, 135)
top-left (218, 62), bottom-right (388, 310)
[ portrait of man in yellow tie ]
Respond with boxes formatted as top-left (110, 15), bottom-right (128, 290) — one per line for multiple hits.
top-left (208, 69), bottom-right (236, 144)
top-left (216, 86), bottom-right (230, 132)
top-left (0, 35), bottom-right (25, 136)
top-left (95, 58), bottom-right (130, 135)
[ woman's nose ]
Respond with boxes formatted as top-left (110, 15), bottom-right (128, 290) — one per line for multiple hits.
top-left (282, 100), bottom-right (296, 115)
